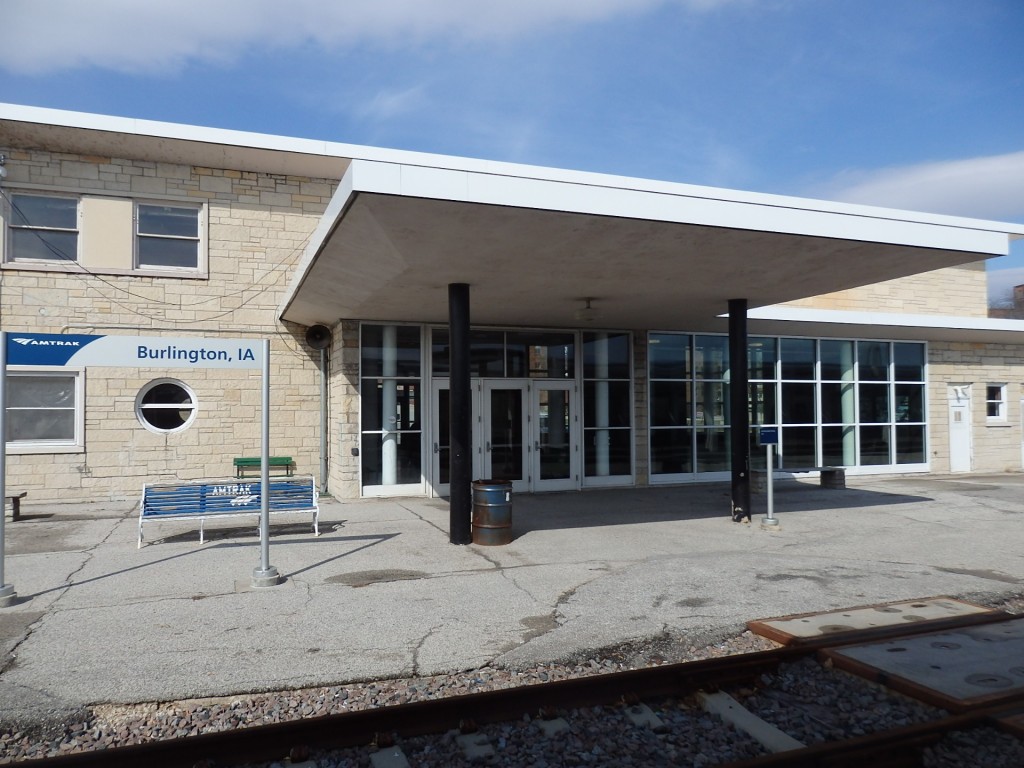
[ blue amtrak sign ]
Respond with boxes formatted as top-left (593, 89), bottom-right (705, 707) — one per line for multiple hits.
top-left (6, 333), bottom-right (263, 369)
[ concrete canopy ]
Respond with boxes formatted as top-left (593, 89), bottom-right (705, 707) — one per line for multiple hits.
top-left (280, 159), bottom-right (1024, 331)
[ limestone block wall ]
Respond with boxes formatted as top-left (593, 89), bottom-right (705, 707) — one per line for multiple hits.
top-left (0, 147), bottom-right (336, 502)
top-left (328, 320), bottom-right (362, 499)
top-left (782, 262), bottom-right (990, 317)
top-left (927, 341), bottom-right (1023, 473)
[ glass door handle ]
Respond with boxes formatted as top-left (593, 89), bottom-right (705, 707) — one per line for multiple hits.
top-left (433, 442), bottom-right (439, 454)
top-left (486, 441), bottom-right (491, 452)
top-left (535, 441), bottom-right (540, 452)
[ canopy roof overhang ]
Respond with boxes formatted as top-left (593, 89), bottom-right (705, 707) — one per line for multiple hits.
top-left (2, 102), bottom-right (1022, 335)
top-left (280, 159), bottom-right (1024, 332)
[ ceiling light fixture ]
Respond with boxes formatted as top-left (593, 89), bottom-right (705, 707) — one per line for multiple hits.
top-left (574, 297), bottom-right (603, 323)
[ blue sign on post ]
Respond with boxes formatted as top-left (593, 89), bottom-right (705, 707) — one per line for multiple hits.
top-left (758, 427), bottom-right (779, 445)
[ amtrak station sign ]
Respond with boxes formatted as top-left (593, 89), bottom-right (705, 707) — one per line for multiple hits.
top-left (7, 333), bottom-right (263, 369)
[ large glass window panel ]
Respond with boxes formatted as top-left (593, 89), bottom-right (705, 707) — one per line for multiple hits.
top-left (650, 381), bottom-right (691, 427)
top-left (650, 428), bottom-right (692, 474)
top-left (859, 341), bottom-right (890, 381)
top-left (822, 425), bottom-right (856, 466)
top-left (781, 383), bottom-right (815, 424)
top-left (136, 205), bottom-right (200, 269)
top-left (859, 383), bottom-right (890, 423)
top-left (437, 389), bottom-right (450, 485)
top-left (361, 433), bottom-right (422, 485)
top-left (781, 427), bottom-right (816, 467)
top-left (860, 426), bottom-right (891, 465)
top-left (489, 388), bottom-right (523, 481)
top-left (362, 325), bottom-right (421, 377)
top-left (820, 340), bottom-right (854, 381)
top-left (538, 390), bottom-right (572, 480)
top-left (648, 333), bottom-right (691, 379)
top-left (466, 331), bottom-right (505, 377)
top-left (896, 425), bottom-right (925, 464)
top-left (820, 382), bottom-right (856, 424)
top-left (506, 332), bottom-right (574, 378)
top-left (780, 338), bottom-right (815, 380)
top-left (10, 195), bottom-right (80, 263)
top-left (362, 380), bottom-right (421, 432)
top-left (584, 381), bottom-right (631, 428)
top-left (584, 429), bottom-right (631, 476)
top-left (694, 381), bottom-right (727, 427)
top-left (748, 337), bottom-right (777, 380)
top-left (749, 383), bottom-right (776, 425)
top-left (894, 343), bottom-right (925, 382)
top-left (583, 332), bottom-right (630, 379)
top-left (694, 336), bottom-right (728, 380)
top-left (695, 428), bottom-right (729, 472)
top-left (895, 384), bottom-right (924, 423)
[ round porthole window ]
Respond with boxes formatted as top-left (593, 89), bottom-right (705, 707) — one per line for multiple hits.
top-left (135, 379), bottom-right (197, 433)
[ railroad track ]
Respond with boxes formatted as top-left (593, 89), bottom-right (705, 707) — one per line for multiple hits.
top-left (11, 603), bottom-right (1024, 768)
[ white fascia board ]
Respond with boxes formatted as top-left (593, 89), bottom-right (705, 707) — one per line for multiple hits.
top-left (746, 305), bottom-right (1024, 333)
top-left (347, 159), bottom-right (1021, 256)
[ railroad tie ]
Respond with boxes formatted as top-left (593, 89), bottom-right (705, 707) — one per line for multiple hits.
top-left (698, 690), bottom-right (805, 753)
top-left (369, 745), bottom-right (412, 768)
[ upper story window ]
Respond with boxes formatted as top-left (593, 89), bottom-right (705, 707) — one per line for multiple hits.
top-left (8, 193), bottom-right (79, 263)
top-left (136, 204), bottom-right (201, 270)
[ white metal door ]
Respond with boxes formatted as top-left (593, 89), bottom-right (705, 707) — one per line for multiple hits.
top-left (483, 381), bottom-right (529, 493)
top-left (531, 381), bottom-right (579, 491)
top-left (948, 384), bottom-right (972, 473)
top-left (430, 381), bottom-right (483, 497)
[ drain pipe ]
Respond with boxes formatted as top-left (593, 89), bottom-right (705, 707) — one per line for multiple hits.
top-left (319, 346), bottom-right (328, 494)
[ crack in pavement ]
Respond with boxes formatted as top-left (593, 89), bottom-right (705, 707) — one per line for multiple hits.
top-left (411, 622), bottom-right (444, 677)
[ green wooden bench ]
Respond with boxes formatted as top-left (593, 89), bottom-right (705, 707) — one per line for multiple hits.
top-left (233, 456), bottom-right (294, 478)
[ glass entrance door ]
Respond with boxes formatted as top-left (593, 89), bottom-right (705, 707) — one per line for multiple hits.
top-left (430, 381), bottom-right (483, 497)
top-left (532, 382), bottom-right (578, 491)
top-left (484, 382), bottom-right (528, 492)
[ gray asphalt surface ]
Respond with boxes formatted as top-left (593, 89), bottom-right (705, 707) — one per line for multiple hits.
top-left (1, 474), bottom-right (1021, 724)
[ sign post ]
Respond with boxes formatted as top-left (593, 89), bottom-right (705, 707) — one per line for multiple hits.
top-left (0, 333), bottom-right (13, 606)
top-left (758, 426), bottom-right (779, 528)
top-left (0, 333), bottom-right (280, 604)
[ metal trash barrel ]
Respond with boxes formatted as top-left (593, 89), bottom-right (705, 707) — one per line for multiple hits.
top-left (472, 479), bottom-right (513, 545)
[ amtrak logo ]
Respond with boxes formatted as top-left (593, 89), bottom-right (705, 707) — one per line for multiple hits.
top-left (12, 337), bottom-right (81, 347)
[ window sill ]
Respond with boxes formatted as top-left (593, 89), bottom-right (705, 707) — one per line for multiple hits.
top-left (985, 421), bottom-right (1012, 428)
top-left (2, 261), bottom-right (208, 280)
top-left (6, 444), bottom-right (85, 455)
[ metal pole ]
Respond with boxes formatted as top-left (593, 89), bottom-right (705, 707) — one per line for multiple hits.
top-left (449, 283), bottom-right (472, 544)
top-left (764, 442), bottom-right (777, 527)
top-left (728, 298), bottom-right (751, 522)
top-left (252, 338), bottom-right (281, 587)
top-left (0, 332), bottom-right (15, 606)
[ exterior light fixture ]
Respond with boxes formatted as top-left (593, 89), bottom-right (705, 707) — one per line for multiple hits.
top-left (574, 297), bottom-right (603, 323)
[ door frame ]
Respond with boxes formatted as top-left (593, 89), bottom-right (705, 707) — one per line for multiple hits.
top-left (530, 380), bottom-right (580, 491)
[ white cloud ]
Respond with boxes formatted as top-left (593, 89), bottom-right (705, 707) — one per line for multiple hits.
top-left (820, 151), bottom-right (1024, 222)
top-left (3, 0), bottom-right (736, 75)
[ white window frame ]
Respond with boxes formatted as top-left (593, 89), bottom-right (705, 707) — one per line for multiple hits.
top-left (135, 378), bottom-right (199, 434)
top-left (5, 192), bottom-right (80, 264)
top-left (986, 383), bottom-right (1008, 423)
top-left (5, 367), bottom-right (85, 454)
top-left (134, 201), bottom-right (204, 272)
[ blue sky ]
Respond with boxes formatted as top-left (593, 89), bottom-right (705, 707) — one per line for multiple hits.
top-left (4, 0), bottom-right (1023, 302)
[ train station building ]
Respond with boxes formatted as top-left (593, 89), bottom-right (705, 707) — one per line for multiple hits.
top-left (2, 103), bottom-right (1023, 528)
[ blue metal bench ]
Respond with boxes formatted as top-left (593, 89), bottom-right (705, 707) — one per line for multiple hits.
top-left (139, 476), bottom-right (319, 547)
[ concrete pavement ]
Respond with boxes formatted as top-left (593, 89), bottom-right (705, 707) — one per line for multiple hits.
top-left (1, 475), bottom-right (1022, 724)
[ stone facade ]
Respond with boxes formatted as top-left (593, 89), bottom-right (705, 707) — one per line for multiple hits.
top-left (1, 147), bottom-right (335, 501)
top-left (927, 341), bottom-right (1023, 473)
top-left (782, 261), bottom-right (989, 317)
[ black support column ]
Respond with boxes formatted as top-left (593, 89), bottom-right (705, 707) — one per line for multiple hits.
top-left (449, 283), bottom-right (473, 544)
top-left (728, 298), bottom-right (751, 523)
